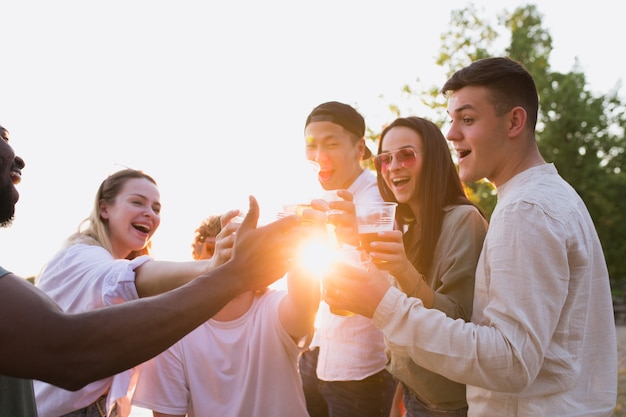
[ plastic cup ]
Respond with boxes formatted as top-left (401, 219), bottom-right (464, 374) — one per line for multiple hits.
top-left (355, 202), bottom-right (397, 254)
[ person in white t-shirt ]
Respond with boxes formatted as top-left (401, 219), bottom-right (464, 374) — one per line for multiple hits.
top-left (131, 213), bottom-right (321, 417)
top-left (34, 169), bottom-right (245, 417)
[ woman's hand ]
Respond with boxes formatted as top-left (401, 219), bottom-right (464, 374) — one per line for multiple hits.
top-left (368, 231), bottom-right (412, 282)
top-left (209, 210), bottom-right (240, 268)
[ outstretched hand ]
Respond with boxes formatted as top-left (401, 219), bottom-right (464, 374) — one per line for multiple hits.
top-left (229, 195), bottom-right (301, 291)
top-left (207, 210), bottom-right (240, 267)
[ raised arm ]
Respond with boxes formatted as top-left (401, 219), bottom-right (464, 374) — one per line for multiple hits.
top-left (279, 265), bottom-right (321, 343)
top-left (133, 210), bottom-right (241, 297)
top-left (0, 197), bottom-right (301, 391)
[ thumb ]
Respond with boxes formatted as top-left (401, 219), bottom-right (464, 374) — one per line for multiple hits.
top-left (238, 195), bottom-right (260, 231)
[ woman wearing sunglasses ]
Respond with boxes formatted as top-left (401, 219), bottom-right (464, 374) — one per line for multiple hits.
top-left (370, 117), bottom-right (488, 417)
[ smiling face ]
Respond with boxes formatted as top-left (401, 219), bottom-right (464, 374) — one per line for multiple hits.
top-left (304, 121), bottom-right (365, 190)
top-left (99, 178), bottom-right (161, 259)
top-left (379, 126), bottom-right (425, 212)
top-left (0, 127), bottom-right (25, 227)
top-left (446, 85), bottom-right (513, 187)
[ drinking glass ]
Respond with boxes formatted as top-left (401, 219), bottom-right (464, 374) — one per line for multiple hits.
top-left (354, 202), bottom-right (397, 257)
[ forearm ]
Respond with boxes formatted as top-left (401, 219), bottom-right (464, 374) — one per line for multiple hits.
top-left (395, 263), bottom-right (434, 309)
top-left (280, 268), bottom-right (320, 339)
top-left (1, 266), bottom-right (242, 390)
top-left (375, 288), bottom-right (531, 392)
top-left (134, 259), bottom-right (213, 297)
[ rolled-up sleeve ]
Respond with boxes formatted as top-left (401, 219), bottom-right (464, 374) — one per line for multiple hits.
top-left (37, 244), bottom-right (153, 308)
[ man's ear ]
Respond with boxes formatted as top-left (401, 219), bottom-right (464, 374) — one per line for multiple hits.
top-left (509, 106), bottom-right (528, 137)
top-left (357, 137), bottom-right (367, 160)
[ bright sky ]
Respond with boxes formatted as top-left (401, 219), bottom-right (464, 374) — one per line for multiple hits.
top-left (1, 0), bottom-right (624, 279)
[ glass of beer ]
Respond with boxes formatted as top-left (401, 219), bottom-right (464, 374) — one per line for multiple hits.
top-left (355, 202), bottom-right (397, 257)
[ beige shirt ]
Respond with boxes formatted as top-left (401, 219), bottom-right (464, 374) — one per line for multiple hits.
top-left (374, 164), bottom-right (617, 416)
top-left (387, 204), bottom-right (487, 410)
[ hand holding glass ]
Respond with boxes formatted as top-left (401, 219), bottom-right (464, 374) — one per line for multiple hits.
top-left (355, 202), bottom-right (397, 257)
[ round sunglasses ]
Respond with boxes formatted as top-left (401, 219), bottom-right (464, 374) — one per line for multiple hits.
top-left (374, 148), bottom-right (423, 173)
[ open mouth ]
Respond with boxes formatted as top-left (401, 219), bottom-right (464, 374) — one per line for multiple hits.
top-left (318, 170), bottom-right (332, 182)
top-left (10, 170), bottom-right (21, 185)
top-left (132, 223), bottom-right (151, 234)
top-left (391, 176), bottom-right (410, 187)
top-left (457, 149), bottom-right (471, 159)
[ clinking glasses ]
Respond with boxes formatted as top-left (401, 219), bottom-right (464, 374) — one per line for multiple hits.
top-left (374, 148), bottom-right (423, 173)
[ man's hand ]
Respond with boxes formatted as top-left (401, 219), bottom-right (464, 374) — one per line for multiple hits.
top-left (229, 195), bottom-right (300, 291)
top-left (312, 190), bottom-right (360, 247)
top-left (321, 262), bottom-right (391, 318)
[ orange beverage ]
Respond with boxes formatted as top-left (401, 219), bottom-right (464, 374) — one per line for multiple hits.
top-left (358, 231), bottom-right (379, 253)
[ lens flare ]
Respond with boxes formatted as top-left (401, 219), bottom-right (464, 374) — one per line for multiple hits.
top-left (296, 232), bottom-right (335, 278)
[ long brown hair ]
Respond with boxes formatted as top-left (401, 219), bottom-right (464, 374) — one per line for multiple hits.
top-left (376, 117), bottom-right (483, 273)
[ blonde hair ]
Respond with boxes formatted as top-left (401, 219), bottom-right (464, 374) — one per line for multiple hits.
top-left (66, 169), bottom-right (158, 260)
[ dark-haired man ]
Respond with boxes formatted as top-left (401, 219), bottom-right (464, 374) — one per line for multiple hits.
top-left (0, 125), bottom-right (303, 415)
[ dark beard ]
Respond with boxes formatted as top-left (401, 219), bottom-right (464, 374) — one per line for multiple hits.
top-left (0, 184), bottom-right (16, 227)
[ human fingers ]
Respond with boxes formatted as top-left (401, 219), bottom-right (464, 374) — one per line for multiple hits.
top-left (310, 198), bottom-right (330, 212)
top-left (321, 263), bottom-right (368, 314)
top-left (220, 209), bottom-right (241, 228)
top-left (237, 195), bottom-right (260, 232)
top-left (329, 199), bottom-right (355, 216)
top-left (322, 263), bottom-right (389, 318)
top-left (365, 231), bottom-right (405, 269)
top-left (231, 213), bottom-right (301, 289)
top-left (336, 189), bottom-right (354, 202)
top-left (300, 207), bottom-right (327, 228)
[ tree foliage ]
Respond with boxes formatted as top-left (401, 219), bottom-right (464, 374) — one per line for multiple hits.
top-left (382, 3), bottom-right (626, 292)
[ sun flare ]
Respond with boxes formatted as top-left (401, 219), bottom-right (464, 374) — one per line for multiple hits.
top-left (295, 232), bottom-right (336, 279)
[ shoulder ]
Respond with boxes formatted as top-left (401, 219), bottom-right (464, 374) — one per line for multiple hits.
top-left (0, 266), bottom-right (11, 279)
top-left (57, 243), bottom-right (112, 262)
top-left (443, 204), bottom-right (486, 225)
top-left (351, 171), bottom-right (383, 203)
top-left (497, 165), bottom-right (584, 226)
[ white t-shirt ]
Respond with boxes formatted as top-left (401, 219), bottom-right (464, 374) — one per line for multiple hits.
top-left (132, 289), bottom-right (309, 417)
top-left (34, 243), bottom-right (151, 417)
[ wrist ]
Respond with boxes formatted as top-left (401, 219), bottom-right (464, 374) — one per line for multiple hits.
top-left (408, 272), bottom-right (425, 298)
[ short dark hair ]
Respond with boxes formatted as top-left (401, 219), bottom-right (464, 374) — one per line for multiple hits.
top-left (441, 57), bottom-right (539, 130)
top-left (305, 101), bottom-right (372, 159)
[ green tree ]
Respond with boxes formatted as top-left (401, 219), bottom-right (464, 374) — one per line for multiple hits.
top-left (503, 6), bottom-right (626, 291)
top-left (388, 3), bottom-right (626, 291)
